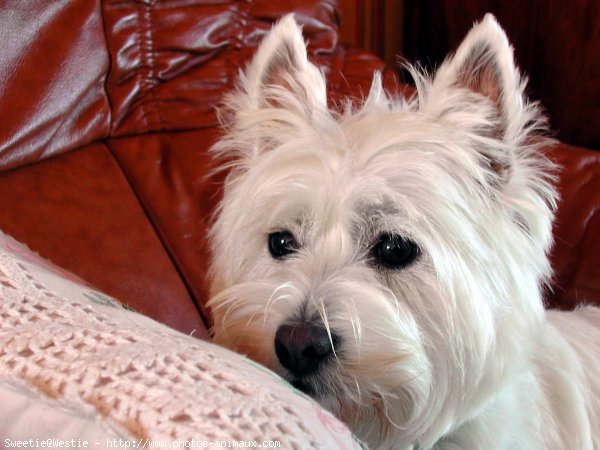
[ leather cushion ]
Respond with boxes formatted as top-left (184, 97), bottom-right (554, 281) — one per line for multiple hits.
top-left (0, 0), bottom-right (111, 172)
top-left (102, 0), bottom-right (340, 137)
top-left (546, 142), bottom-right (600, 308)
top-left (0, 143), bottom-right (208, 337)
top-left (107, 129), bottom-right (223, 324)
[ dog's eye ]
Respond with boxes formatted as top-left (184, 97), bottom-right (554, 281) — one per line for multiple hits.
top-left (372, 234), bottom-right (420, 269)
top-left (268, 231), bottom-right (299, 259)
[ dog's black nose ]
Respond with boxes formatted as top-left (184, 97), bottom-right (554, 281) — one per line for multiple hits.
top-left (274, 324), bottom-right (337, 377)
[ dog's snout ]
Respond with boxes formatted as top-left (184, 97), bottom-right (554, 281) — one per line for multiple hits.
top-left (274, 323), bottom-right (337, 377)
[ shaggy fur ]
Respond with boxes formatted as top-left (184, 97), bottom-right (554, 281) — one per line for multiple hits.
top-left (208, 14), bottom-right (600, 449)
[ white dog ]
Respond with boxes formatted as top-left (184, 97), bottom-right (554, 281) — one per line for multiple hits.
top-left (208, 13), bottom-right (600, 449)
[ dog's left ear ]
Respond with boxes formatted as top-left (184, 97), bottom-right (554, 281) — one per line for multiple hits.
top-left (426, 14), bottom-right (537, 178)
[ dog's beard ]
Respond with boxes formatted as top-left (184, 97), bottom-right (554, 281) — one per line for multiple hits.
top-left (209, 272), bottom-right (435, 447)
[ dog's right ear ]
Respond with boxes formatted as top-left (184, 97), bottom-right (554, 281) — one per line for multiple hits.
top-left (215, 14), bottom-right (328, 161)
top-left (235, 14), bottom-right (327, 117)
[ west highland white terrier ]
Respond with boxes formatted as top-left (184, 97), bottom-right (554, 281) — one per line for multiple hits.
top-left (207, 13), bottom-right (600, 450)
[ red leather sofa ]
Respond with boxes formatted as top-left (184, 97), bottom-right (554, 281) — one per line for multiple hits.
top-left (0, 0), bottom-right (598, 340)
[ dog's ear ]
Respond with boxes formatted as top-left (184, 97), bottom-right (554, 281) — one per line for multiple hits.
top-left (238, 14), bottom-right (327, 115)
top-left (426, 14), bottom-right (541, 178)
top-left (215, 14), bottom-right (328, 161)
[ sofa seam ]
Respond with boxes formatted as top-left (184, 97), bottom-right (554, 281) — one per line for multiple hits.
top-left (103, 141), bottom-right (210, 333)
top-left (136, 1), bottom-right (166, 133)
top-left (97, 0), bottom-right (115, 137)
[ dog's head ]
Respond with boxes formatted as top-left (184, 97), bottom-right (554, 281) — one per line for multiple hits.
top-left (208, 14), bottom-right (556, 448)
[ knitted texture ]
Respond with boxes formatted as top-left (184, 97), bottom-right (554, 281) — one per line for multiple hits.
top-left (0, 232), bottom-right (364, 449)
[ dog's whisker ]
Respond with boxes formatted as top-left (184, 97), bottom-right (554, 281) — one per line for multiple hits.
top-left (350, 374), bottom-right (363, 408)
top-left (346, 298), bottom-right (363, 347)
top-left (314, 296), bottom-right (339, 361)
top-left (219, 297), bottom-right (246, 328)
top-left (263, 291), bottom-right (293, 326)
top-left (373, 388), bottom-right (409, 432)
top-left (263, 281), bottom-right (298, 325)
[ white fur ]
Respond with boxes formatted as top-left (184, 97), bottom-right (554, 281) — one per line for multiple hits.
top-left (208, 14), bottom-right (600, 449)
